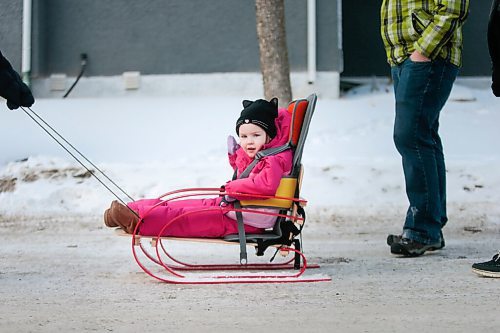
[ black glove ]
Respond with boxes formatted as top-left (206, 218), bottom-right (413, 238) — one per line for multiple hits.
top-left (0, 52), bottom-right (35, 110)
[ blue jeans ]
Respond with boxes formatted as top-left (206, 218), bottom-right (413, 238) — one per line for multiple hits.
top-left (391, 58), bottom-right (459, 245)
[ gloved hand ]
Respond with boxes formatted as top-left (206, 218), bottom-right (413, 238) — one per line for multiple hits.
top-left (0, 52), bottom-right (35, 110)
top-left (227, 135), bottom-right (240, 155)
top-left (2, 70), bottom-right (34, 110)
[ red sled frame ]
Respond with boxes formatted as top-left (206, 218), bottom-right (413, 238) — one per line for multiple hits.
top-left (122, 188), bottom-right (330, 284)
top-left (119, 94), bottom-right (331, 284)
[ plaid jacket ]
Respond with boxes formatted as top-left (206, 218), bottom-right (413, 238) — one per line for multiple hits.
top-left (380, 0), bottom-right (469, 67)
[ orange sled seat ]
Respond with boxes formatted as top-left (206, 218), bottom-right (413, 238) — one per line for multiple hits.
top-left (223, 94), bottom-right (317, 267)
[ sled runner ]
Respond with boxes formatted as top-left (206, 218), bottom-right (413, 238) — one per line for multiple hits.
top-left (120, 93), bottom-right (331, 284)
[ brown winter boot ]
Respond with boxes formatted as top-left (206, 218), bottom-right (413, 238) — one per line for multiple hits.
top-left (108, 200), bottom-right (140, 234)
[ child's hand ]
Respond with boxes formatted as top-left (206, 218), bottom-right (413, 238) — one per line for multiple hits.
top-left (227, 135), bottom-right (240, 155)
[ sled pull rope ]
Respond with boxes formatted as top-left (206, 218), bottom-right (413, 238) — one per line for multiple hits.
top-left (20, 106), bottom-right (136, 209)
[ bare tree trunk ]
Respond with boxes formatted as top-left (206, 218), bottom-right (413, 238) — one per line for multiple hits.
top-left (255, 0), bottom-right (292, 106)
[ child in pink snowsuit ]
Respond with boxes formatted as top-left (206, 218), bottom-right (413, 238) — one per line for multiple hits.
top-left (103, 98), bottom-right (293, 238)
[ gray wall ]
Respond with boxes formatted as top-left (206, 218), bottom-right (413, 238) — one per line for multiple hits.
top-left (342, 0), bottom-right (493, 77)
top-left (4, 1), bottom-right (491, 78)
top-left (25, 0), bottom-right (340, 78)
top-left (0, 0), bottom-right (23, 70)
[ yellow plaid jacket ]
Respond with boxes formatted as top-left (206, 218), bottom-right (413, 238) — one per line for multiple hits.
top-left (380, 0), bottom-right (469, 67)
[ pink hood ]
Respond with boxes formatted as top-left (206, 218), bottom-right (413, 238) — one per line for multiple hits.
top-left (229, 108), bottom-right (291, 175)
top-left (225, 108), bottom-right (293, 200)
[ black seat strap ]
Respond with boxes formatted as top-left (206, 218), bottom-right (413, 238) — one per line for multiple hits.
top-left (238, 144), bottom-right (291, 179)
top-left (233, 201), bottom-right (247, 264)
top-left (231, 144), bottom-right (291, 264)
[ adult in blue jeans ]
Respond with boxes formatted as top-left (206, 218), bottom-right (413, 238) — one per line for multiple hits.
top-left (380, 0), bottom-right (470, 256)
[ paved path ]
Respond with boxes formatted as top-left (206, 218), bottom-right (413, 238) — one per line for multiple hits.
top-left (1, 211), bottom-right (498, 332)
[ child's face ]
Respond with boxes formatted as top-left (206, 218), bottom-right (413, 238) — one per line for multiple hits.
top-left (238, 123), bottom-right (269, 158)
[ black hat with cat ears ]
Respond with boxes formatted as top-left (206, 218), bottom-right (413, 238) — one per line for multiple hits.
top-left (236, 97), bottom-right (279, 138)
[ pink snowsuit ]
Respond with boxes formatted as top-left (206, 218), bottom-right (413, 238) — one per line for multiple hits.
top-left (128, 109), bottom-right (293, 238)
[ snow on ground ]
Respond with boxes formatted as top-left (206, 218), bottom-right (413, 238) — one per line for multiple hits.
top-left (1, 80), bottom-right (500, 332)
top-left (0, 80), bottom-right (499, 223)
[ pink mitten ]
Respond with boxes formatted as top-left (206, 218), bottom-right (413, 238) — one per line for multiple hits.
top-left (227, 135), bottom-right (240, 155)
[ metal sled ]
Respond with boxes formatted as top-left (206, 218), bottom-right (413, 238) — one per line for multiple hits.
top-left (121, 94), bottom-right (331, 284)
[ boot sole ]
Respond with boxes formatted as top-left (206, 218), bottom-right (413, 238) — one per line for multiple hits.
top-left (472, 267), bottom-right (500, 278)
top-left (104, 208), bottom-right (119, 228)
top-left (390, 241), bottom-right (443, 256)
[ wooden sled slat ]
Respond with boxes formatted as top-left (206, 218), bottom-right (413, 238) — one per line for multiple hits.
top-left (116, 228), bottom-right (287, 248)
